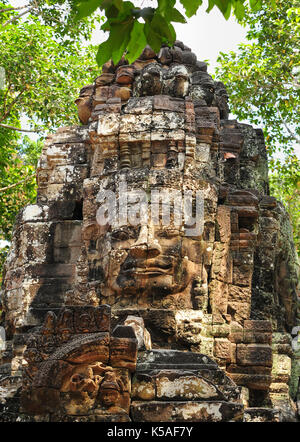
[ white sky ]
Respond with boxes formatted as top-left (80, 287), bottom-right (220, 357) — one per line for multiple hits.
top-left (174, 10), bottom-right (247, 74)
top-left (91, 4), bottom-right (248, 75)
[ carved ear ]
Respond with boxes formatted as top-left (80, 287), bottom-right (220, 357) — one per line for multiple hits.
top-left (69, 373), bottom-right (85, 392)
top-left (117, 378), bottom-right (125, 392)
top-left (42, 311), bottom-right (57, 335)
top-left (56, 309), bottom-right (74, 334)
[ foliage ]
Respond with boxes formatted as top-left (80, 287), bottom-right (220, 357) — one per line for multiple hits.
top-left (216, 0), bottom-right (300, 253)
top-left (216, 0), bottom-right (299, 156)
top-left (0, 0), bottom-right (98, 42)
top-left (0, 245), bottom-right (9, 284)
top-left (1, 0), bottom-right (266, 66)
top-left (0, 9), bottom-right (100, 131)
top-left (73, 0), bottom-right (266, 65)
top-left (0, 136), bottom-right (38, 241)
top-left (269, 155), bottom-right (300, 256)
top-left (0, 2), bottom-right (100, 279)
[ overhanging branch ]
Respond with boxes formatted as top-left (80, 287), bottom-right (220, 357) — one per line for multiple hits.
top-left (0, 175), bottom-right (35, 193)
top-left (2, 7), bottom-right (32, 26)
top-left (275, 103), bottom-right (300, 144)
top-left (0, 123), bottom-right (41, 133)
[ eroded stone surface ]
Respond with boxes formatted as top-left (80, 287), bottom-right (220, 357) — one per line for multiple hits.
top-left (19, 305), bottom-right (137, 420)
top-left (0, 40), bottom-right (299, 422)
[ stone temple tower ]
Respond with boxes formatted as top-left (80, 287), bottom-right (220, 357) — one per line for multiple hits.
top-left (0, 42), bottom-right (299, 422)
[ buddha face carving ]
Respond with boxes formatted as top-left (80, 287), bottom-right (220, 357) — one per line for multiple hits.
top-left (97, 200), bottom-right (210, 307)
top-left (213, 81), bottom-right (230, 119)
top-left (133, 63), bottom-right (163, 96)
top-left (134, 63), bottom-right (190, 99)
top-left (190, 71), bottom-right (215, 105)
top-left (112, 224), bottom-right (199, 295)
top-left (162, 65), bottom-right (190, 98)
top-left (85, 53), bottom-right (222, 309)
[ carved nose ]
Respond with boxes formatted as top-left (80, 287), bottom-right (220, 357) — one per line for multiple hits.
top-left (129, 225), bottom-right (162, 259)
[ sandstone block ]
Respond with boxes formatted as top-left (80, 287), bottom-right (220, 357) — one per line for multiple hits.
top-left (236, 344), bottom-right (272, 367)
top-left (155, 371), bottom-right (222, 401)
top-left (214, 339), bottom-right (232, 362)
top-left (131, 401), bottom-right (244, 422)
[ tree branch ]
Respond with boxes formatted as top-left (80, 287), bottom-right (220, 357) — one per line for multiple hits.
top-left (0, 175), bottom-right (35, 193)
top-left (2, 82), bottom-right (12, 115)
top-left (2, 7), bottom-right (32, 26)
top-left (0, 5), bottom-right (30, 13)
top-left (286, 189), bottom-right (300, 202)
top-left (0, 123), bottom-right (41, 133)
top-left (0, 88), bottom-right (26, 123)
top-left (275, 103), bottom-right (300, 144)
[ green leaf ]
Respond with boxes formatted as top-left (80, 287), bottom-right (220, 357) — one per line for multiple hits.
top-left (179, 0), bottom-right (203, 18)
top-left (152, 13), bottom-right (175, 42)
top-left (144, 11), bottom-right (176, 50)
top-left (234, 0), bottom-right (245, 20)
top-left (96, 37), bottom-right (112, 66)
top-left (250, 0), bottom-right (262, 11)
top-left (126, 21), bottom-right (147, 62)
top-left (75, 0), bottom-right (103, 21)
top-left (158, 0), bottom-right (176, 15)
top-left (96, 16), bottom-right (134, 65)
top-left (169, 8), bottom-right (187, 23)
top-left (100, 0), bottom-right (123, 10)
top-left (213, 0), bottom-right (232, 19)
top-left (110, 20), bottom-right (134, 63)
top-left (206, 0), bottom-right (215, 13)
top-left (144, 21), bottom-right (163, 53)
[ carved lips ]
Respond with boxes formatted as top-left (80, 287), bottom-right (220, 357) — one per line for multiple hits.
top-left (121, 257), bottom-right (173, 277)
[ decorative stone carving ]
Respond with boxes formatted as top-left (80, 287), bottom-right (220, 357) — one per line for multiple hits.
top-left (0, 41), bottom-right (299, 422)
top-left (131, 350), bottom-right (244, 422)
top-left (20, 305), bottom-right (137, 421)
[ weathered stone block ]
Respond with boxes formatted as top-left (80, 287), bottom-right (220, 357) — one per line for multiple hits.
top-left (243, 408), bottom-right (280, 422)
top-left (119, 114), bottom-right (152, 133)
top-left (237, 344), bottom-right (272, 367)
top-left (21, 387), bottom-right (60, 414)
top-left (156, 371), bottom-right (222, 401)
top-left (272, 354), bottom-right (291, 383)
top-left (109, 337), bottom-right (138, 372)
top-left (214, 339), bottom-right (232, 362)
top-left (244, 320), bottom-right (272, 332)
top-left (229, 321), bottom-right (244, 343)
top-left (131, 374), bottom-right (155, 401)
top-left (131, 401), bottom-right (244, 422)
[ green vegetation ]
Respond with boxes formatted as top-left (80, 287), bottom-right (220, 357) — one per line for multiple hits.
top-left (216, 0), bottom-right (300, 254)
top-left (0, 1), bottom-right (100, 281)
top-left (73, 0), bottom-right (265, 65)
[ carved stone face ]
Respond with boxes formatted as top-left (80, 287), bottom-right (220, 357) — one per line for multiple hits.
top-left (89, 90), bottom-right (218, 308)
top-left (134, 63), bottom-right (190, 99)
top-left (99, 388), bottom-right (120, 407)
top-left (98, 214), bottom-right (207, 308)
top-left (162, 65), bottom-right (190, 98)
top-left (190, 71), bottom-right (215, 105)
top-left (213, 81), bottom-right (230, 119)
top-left (134, 63), bottom-right (163, 96)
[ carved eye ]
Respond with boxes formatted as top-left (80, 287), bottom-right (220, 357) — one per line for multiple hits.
top-left (157, 229), bottom-right (179, 238)
top-left (209, 88), bottom-right (214, 93)
top-left (111, 228), bottom-right (136, 241)
top-left (111, 229), bottom-right (130, 241)
top-left (71, 374), bottom-right (83, 383)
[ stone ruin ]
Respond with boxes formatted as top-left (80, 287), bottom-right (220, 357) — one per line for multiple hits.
top-left (0, 41), bottom-right (299, 422)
